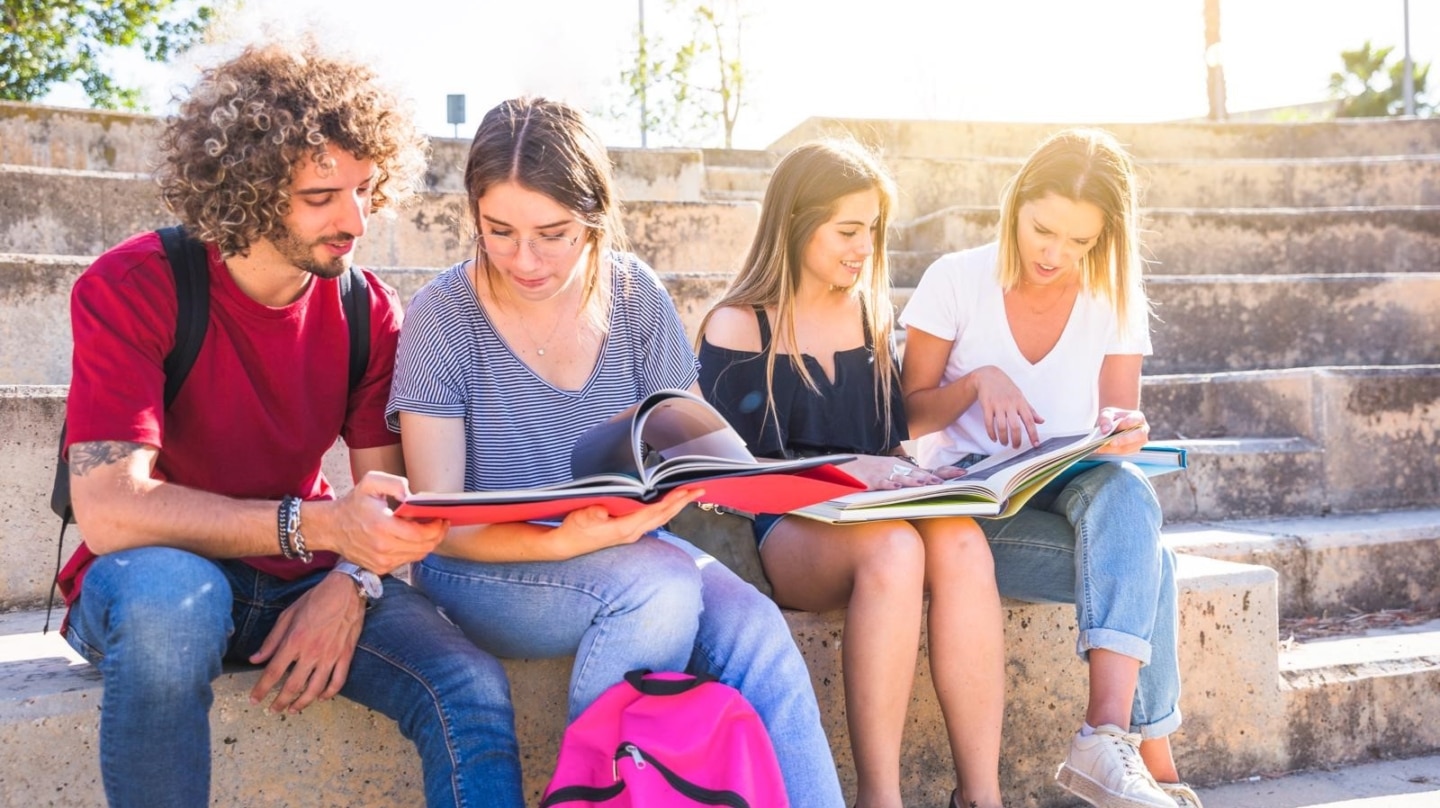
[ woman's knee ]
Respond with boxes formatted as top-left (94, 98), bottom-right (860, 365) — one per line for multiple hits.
top-left (849, 521), bottom-right (925, 584)
top-left (582, 538), bottom-right (705, 627)
top-left (920, 518), bottom-right (995, 579)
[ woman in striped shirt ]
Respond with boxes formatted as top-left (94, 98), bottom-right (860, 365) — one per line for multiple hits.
top-left (386, 97), bottom-right (843, 806)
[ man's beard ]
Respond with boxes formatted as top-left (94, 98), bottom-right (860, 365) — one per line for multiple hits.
top-left (269, 221), bottom-right (354, 279)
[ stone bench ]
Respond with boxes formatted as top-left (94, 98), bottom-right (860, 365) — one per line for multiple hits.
top-left (0, 533), bottom-right (1282, 806)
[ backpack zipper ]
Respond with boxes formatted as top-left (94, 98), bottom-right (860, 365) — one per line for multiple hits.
top-left (612, 742), bottom-right (751, 807)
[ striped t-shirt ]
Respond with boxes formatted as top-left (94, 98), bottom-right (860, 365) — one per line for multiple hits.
top-left (386, 253), bottom-right (699, 491)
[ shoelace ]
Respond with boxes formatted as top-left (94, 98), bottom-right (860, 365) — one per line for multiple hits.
top-left (1100, 729), bottom-right (1160, 787)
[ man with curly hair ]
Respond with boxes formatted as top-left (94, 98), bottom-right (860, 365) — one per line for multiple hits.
top-left (56, 43), bottom-right (524, 807)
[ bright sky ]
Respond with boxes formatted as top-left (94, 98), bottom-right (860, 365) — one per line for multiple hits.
top-left (42, 0), bottom-right (1438, 149)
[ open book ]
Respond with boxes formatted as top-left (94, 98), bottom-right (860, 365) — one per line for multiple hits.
top-left (396, 389), bottom-right (864, 525)
top-left (792, 427), bottom-right (1187, 524)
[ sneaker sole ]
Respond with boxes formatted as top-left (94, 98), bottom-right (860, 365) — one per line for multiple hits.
top-left (1056, 762), bottom-right (1175, 808)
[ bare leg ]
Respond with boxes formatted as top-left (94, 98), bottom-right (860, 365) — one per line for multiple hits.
top-left (762, 518), bottom-right (926, 808)
top-left (916, 517), bottom-right (1005, 808)
top-left (1140, 737), bottom-right (1181, 784)
top-left (1085, 648), bottom-right (1140, 729)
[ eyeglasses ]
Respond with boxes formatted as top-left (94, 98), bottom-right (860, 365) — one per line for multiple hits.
top-left (478, 232), bottom-right (581, 260)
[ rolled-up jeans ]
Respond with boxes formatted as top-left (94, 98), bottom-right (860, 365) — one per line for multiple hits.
top-left (979, 461), bottom-right (1182, 739)
top-left (415, 530), bottom-right (845, 807)
top-left (65, 546), bottom-right (523, 808)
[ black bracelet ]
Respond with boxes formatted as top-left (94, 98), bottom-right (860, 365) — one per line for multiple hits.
top-left (896, 454), bottom-right (919, 466)
top-left (277, 496), bottom-right (297, 559)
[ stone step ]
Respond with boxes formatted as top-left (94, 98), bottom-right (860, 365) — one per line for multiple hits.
top-left (0, 554), bottom-right (1284, 807)
top-left (5, 370), bottom-right (1436, 607)
top-left (1145, 365), bottom-right (1440, 517)
top-left (1194, 752), bottom-right (1440, 808)
top-left (1166, 509), bottom-right (1440, 618)
top-left (11, 102), bottom-right (1437, 181)
top-left (770, 116), bottom-right (1440, 160)
top-left (702, 164), bottom-right (771, 198)
top-left (893, 206), bottom-right (1440, 281)
top-left (894, 273), bottom-right (1440, 376)
top-left (1278, 619), bottom-right (1440, 771)
top-left (22, 258), bottom-right (1436, 383)
top-left (883, 154), bottom-right (1440, 221)
top-left (1145, 273), bottom-right (1440, 375)
top-left (0, 256), bottom-right (734, 385)
top-left (0, 164), bottom-right (760, 272)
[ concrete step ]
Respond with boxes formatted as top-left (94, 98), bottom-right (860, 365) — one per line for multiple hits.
top-left (3, 364), bottom-right (1437, 606)
top-left (1144, 366), bottom-right (1440, 517)
top-left (893, 274), bottom-right (1440, 375)
top-left (0, 165), bottom-right (759, 272)
top-left (770, 116), bottom-right (1440, 160)
top-left (893, 206), bottom-right (1440, 281)
top-left (1194, 751), bottom-right (1440, 808)
top-left (0, 553), bottom-right (1284, 807)
top-left (1279, 619), bottom-right (1440, 771)
top-left (23, 258), bottom-right (1435, 382)
top-left (0, 256), bottom-right (734, 385)
top-left (12, 102), bottom-right (1438, 181)
top-left (884, 154), bottom-right (1440, 221)
top-left (1145, 273), bottom-right (1440, 375)
top-left (1166, 509), bottom-right (1440, 618)
top-left (702, 164), bottom-right (771, 200)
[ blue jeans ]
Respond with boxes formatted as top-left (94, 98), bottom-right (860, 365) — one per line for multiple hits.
top-left (980, 462), bottom-right (1182, 738)
top-left (415, 531), bottom-right (845, 807)
top-left (65, 547), bottom-right (523, 808)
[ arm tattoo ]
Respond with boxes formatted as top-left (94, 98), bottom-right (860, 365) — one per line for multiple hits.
top-left (69, 441), bottom-right (145, 476)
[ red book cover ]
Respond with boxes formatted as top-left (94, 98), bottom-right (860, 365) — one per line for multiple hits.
top-left (396, 389), bottom-right (864, 526)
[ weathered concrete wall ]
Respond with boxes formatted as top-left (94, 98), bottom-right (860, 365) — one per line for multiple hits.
top-left (0, 101), bottom-right (162, 172)
top-left (882, 155), bottom-right (1440, 221)
top-left (770, 116), bottom-right (1440, 160)
top-left (0, 166), bottom-right (759, 273)
top-left (1169, 511), bottom-right (1440, 617)
top-left (1145, 274), bottom-right (1440, 374)
top-left (894, 207), bottom-right (1440, 281)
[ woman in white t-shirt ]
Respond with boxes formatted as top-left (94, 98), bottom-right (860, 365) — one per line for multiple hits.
top-left (900, 129), bottom-right (1202, 808)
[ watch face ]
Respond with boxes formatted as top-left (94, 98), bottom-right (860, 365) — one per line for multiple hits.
top-left (357, 572), bottom-right (384, 601)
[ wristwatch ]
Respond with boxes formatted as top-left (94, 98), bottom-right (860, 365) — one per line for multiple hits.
top-left (332, 561), bottom-right (384, 603)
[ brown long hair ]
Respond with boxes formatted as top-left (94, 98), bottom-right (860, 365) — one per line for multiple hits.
top-left (463, 97), bottom-right (626, 327)
top-left (996, 128), bottom-right (1148, 333)
top-left (700, 139), bottom-right (900, 444)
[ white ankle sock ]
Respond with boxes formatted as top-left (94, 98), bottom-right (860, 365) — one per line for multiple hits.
top-left (1080, 722), bottom-right (1096, 737)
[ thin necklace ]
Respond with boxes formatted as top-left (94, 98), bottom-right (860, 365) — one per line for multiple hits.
top-left (469, 260), bottom-right (569, 356)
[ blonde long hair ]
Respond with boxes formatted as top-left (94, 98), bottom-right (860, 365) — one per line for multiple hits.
top-left (996, 128), bottom-right (1147, 332)
top-left (700, 139), bottom-right (901, 445)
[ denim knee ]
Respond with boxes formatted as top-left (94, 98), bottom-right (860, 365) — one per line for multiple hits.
top-left (67, 548), bottom-right (233, 687)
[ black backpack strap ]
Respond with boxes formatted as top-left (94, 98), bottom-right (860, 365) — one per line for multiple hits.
top-left (44, 226), bottom-right (211, 634)
top-left (158, 226), bottom-right (211, 406)
top-left (339, 267), bottom-right (371, 391)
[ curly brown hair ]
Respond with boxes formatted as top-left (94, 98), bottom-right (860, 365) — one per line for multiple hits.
top-left (155, 42), bottom-right (428, 256)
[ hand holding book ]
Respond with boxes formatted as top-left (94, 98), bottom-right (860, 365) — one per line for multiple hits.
top-left (395, 389), bottom-right (864, 525)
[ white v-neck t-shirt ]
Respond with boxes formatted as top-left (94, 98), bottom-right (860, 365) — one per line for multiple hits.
top-left (899, 242), bottom-right (1152, 467)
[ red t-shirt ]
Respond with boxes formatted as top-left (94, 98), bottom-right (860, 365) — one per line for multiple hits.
top-left (58, 230), bottom-right (403, 604)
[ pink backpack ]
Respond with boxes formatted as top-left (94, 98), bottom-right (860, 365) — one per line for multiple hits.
top-left (540, 670), bottom-right (790, 807)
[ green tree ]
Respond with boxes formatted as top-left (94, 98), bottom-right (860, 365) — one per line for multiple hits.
top-left (1, 0), bottom-right (216, 110)
top-left (616, 0), bottom-right (749, 148)
top-left (1328, 40), bottom-right (1432, 117)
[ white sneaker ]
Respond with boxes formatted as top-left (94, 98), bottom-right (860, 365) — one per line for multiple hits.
top-left (1055, 724), bottom-right (1177, 808)
top-left (1158, 782), bottom-right (1202, 808)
